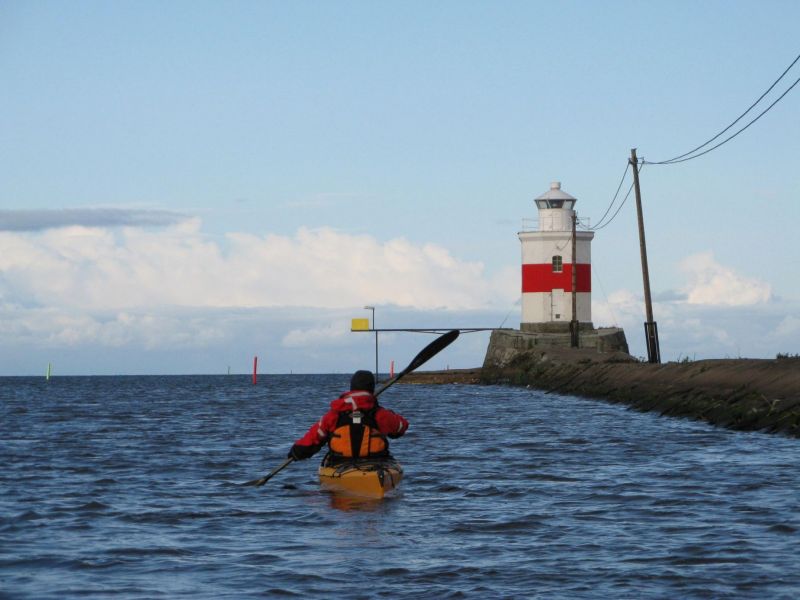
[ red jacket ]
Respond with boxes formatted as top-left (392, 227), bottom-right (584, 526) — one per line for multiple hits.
top-left (293, 390), bottom-right (409, 450)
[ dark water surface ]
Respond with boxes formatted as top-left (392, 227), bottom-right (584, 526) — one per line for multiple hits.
top-left (2, 375), bottom-right (799, 599)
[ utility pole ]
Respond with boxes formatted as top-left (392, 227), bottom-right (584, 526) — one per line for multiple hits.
top-left (364, 305), bottom-right (378, 377)
top-left (630, 148), bottom-right (661, 363)
top-left (570, 212), bottom-right (579, 348)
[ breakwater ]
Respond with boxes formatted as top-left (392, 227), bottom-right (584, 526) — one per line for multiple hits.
top-left (404, 331), bottom-right (800, 438)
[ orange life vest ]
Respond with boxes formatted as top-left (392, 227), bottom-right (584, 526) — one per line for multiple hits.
top-left (328, 408), bottom-right (389, 459)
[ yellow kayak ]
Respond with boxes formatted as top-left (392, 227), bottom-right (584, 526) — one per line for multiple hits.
top-left (318, 458), bottom-right (403, 499)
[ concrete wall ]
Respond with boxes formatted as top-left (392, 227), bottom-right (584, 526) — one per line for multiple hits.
top-left (482, 327), bottom-right (630, 371)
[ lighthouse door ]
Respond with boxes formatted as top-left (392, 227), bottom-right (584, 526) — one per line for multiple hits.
top-left (551, 289), bottom-right (564, 321)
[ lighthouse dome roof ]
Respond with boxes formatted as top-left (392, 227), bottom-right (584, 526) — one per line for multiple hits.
top-left (535, 181), bottom-right (576, 202)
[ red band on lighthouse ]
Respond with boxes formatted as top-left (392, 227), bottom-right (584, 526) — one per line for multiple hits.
top-left (521, 264), bottom-right (591, 293)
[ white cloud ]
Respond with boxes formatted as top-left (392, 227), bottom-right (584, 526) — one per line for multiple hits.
top-left (0, 222), bottom-right (514, 314)
top-left (773, 315), bottom-right (800, 337)
top-left (489, 265), bottom-right (521, 306)
top-left (4, 225), bottom-right (795, 373)
top-left (591, 252), bottom-right (797, 361)
top-left (282, 322), bottom-right (350, 348)
top-left (0, 220), bottom-right (519, 363)
top-left (679, 252), bottom-right (771, 306)
top-left (0, 303), bottom-right (231, 350)
top-left (591, 289), bottom-right (644, 329)
top-left (592, 288), bottom-right (800, 361)
top-left (0, 303), bottom-right (506, 374)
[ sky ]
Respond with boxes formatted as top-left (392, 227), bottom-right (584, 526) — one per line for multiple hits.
top-left (1, 1), bottom-right (798, 375)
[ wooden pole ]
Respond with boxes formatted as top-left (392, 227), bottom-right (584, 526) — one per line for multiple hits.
top-left (630, 148), bottom-right (661, 363)
top-left (365, 306), bottom-right (378, 377)
top-left (570, 212), bottom-right (579, 348)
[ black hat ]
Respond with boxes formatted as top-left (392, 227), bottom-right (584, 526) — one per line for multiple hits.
top-left (350, 370), bottom-right (375, 393)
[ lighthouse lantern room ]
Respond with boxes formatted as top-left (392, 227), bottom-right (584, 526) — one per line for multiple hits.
top-left (519, 182), bottom-right (594, 331)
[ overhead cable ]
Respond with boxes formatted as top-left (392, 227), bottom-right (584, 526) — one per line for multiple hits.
top-left (590, 162), bottom-right (642, 231)
top-left (648, 73), bottom-right (800, 164)
top-left (591, 180), bottom-right (635, 231)
top-left (646, 52), bottom-right (800, 165)
top-left (591, 161), bottom-right (630, 230)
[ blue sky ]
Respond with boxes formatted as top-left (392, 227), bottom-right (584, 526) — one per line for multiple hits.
top-left (1, 1), bottom-right (798, 375)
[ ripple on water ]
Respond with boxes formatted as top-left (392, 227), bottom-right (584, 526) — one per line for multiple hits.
top-left (767, 523), bottom-right (797, 534)
top-left (105, 546), bottom-right (193, 557)
top-left (450, 514), bottom-right (545, 534)
top-left (75, 500), bottom-right (110, 512)
top-left (13, 509), bottom-right (44, 521)
top-left (1, 375), bottom-right (799, 600)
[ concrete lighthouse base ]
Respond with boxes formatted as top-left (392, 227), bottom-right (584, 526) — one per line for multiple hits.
top-left (493, 325), bottom-right (630, 357)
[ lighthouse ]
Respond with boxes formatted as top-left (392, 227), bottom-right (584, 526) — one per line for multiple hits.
top-left (519, 182), bottom-right (594, 331)
top-left (481, 180), bottom-right (629, 364)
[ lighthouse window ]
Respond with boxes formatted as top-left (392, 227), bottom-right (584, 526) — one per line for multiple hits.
top-left (552, 255), bottom-right (563, 272)
top-left (549, 200), bottom-right (563, 209)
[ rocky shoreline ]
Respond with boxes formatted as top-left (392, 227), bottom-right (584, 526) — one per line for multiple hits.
top-left (402, 350), bottom-right (800, 438)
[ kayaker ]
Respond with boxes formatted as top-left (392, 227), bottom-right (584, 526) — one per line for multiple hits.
top-left (287, 370), bottom-right (409, 465)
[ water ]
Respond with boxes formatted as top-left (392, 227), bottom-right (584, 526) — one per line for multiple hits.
top-left (2, 375), bottom-right (799, 599)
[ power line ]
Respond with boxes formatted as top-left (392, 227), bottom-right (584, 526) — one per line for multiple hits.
top-left (591, 180), bottom-right (635, 231)
top-left (590, 260), bottom-right (620, 327)
top-left (498, 298), bottom-right (520, 329)
top-left (647, 73), bottom-right (800, 165)
top-left (591, 161), bottom-right (630, 230)
top-left (653, 52), bottom-right (799, 164)
top-left (646, 52), bottom-right (800, 165)
top-left (590, 163), bottom-right (641, 231)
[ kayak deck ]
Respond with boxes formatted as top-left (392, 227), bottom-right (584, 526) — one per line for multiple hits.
top-left (318, 458), bottom-right (403, 499)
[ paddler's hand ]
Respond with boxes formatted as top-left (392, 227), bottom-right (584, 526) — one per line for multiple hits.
top-left (287, 444), bottom-right (317, 461)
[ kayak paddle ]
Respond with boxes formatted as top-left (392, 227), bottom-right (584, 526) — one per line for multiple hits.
top-left (243, 457), bottom-right (294, 487)
top-left (243, 329), bottom-right (460, 487)
top-left (374, 329), bottom-right (459, 397)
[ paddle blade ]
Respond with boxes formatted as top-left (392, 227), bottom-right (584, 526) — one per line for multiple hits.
top-left (402, 329), bottom-right (459, 376)
top-left (375, 329), bottom-right (459, 396)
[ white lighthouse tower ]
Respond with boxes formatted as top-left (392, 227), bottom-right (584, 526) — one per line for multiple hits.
top-left (519, 181), bottom-right (594, 331)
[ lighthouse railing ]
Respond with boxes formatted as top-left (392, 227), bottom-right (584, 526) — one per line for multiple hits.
top-left (520, 216), bottom-right (591, 233)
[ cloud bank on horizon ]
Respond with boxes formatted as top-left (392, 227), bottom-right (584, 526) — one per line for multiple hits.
top-left (0, 209), bottom-right (795, 373)
top-left (591, 252), bottom-right (793, 361)
top-left (0, 208), bottom-right (188, 232)
top-left (0, 212), bottom-right (515, 312)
